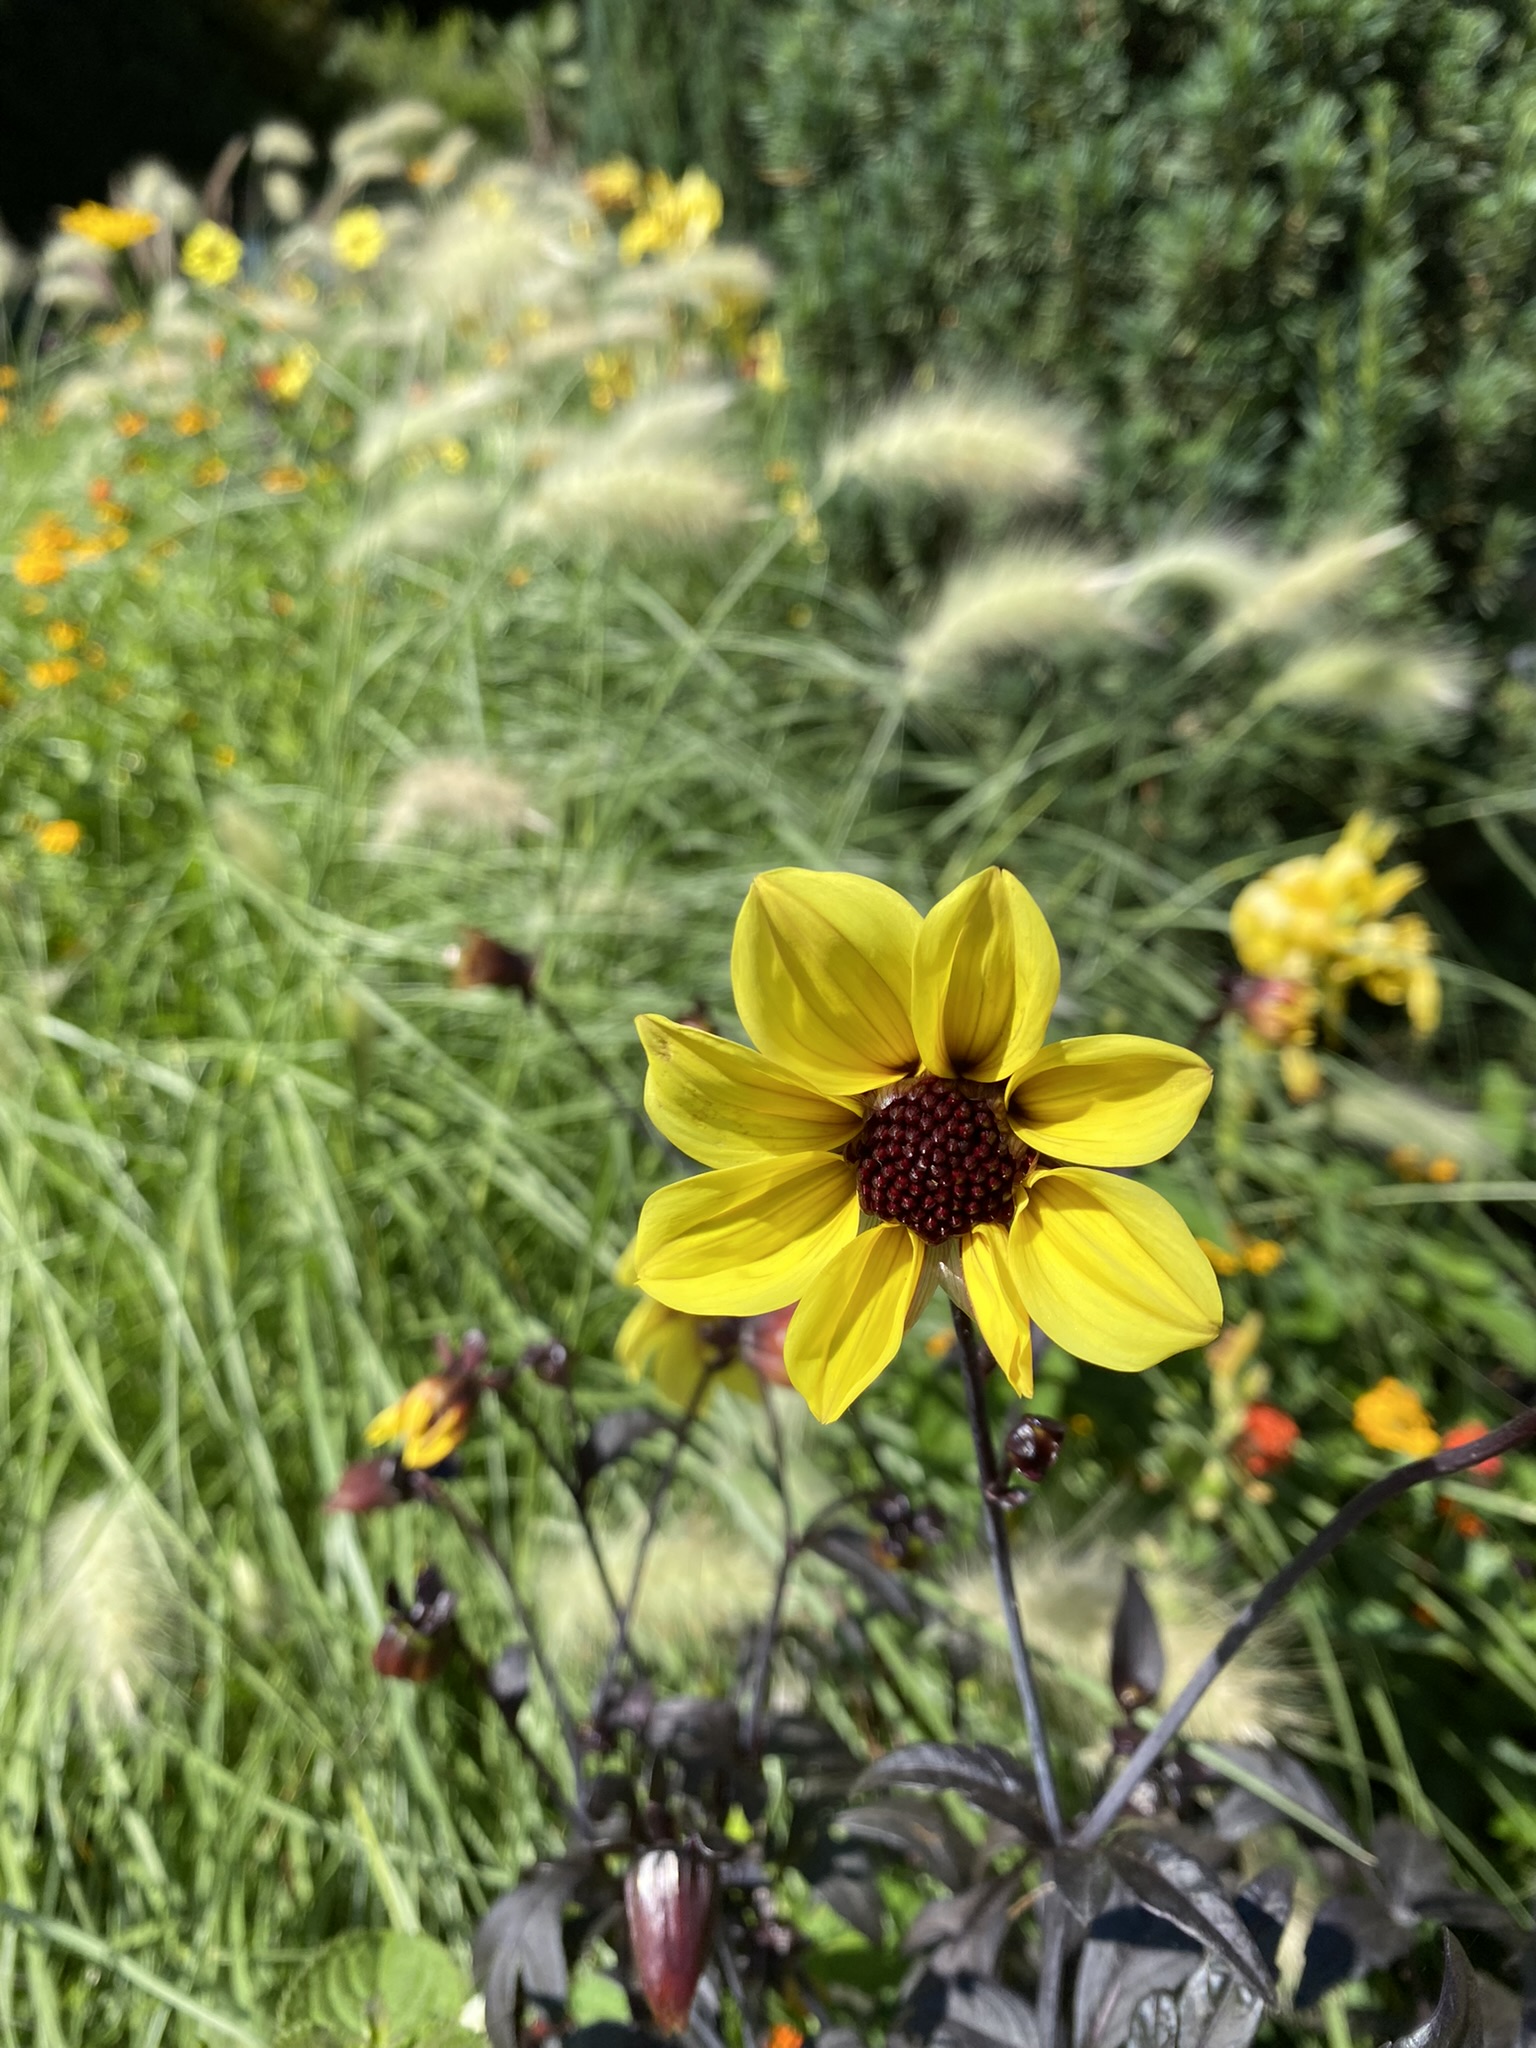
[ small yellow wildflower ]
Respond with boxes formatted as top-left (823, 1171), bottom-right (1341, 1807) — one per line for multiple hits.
top-left (27, 657), bottom-right (78, 689)
top-left (34, 819), bottom-right (82, 854)
top-left (365, 1374), bottom-right (477, 1470)
top-left (435, 437), bottom-right (469, 473)
top-left (172, 403), bottom-right (217, 436)
top-left (114, 411), bottom-right (147, 439)
top-left (1279, 1044), bottom-right (1324, 1103)
top-left (506, 565), bottom-right (531, 589)
top-left (331, 206), bottom-right (387, 272)
top-left (748, 327), bottom-right (788, 395)
top-left (582, 156), bottom-right (644, 213)
top-left (60, 200), bottom-right (160, 250)
top-left (260, 465), bottom-right (307, 495)
top-left (584, 350), bottom-right (635, 412)
top-left (1242, 1239), bottom-right (1285, 1276)
top-left (788, 603), bottom-right (813, 629)
top-left (193, 456), bottom-right (229, 487)
top-left (1197, 1237), bottom-right (1244, 1277)
top-left (1353, 1377), bottom-right (1440, 1457)
top-left (280, 271), bottom-right (319, 305)
top-left (44, 620), bottom-right (82, 651)
top-left (181, 221), bottom-right (243, 287)
top-left (0, 366), bottom-right (17, 390)
top-left (213, 744), bottom-right (237, 769)
top-left (619, 168), bottom-right (723, 264)
top-left (1425, 1155), bottom-right (1460, 1184)
top-left (0, 399), bottom-right (9, 425)
top-left (261, 342), bottom-right (318, 403)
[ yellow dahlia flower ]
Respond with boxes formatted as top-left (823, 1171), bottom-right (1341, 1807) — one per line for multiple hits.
top-left (365, 1373), bottom-right (476, 1469)
top-left (614, 1244), bottom-right (762, 1409)
top-left (180, 221), bottom-right (243, 287)
top-left (59, 201), bottom-right (160, 251)
top-left (634, 868), bottom-right (1221, 1422)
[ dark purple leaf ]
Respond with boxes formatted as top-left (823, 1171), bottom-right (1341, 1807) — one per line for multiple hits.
top-left (854, 1742), bottom-right (1041, 1835)
top-left (565, 2029), bottom-right (662, 2047)
top-left (1049, 1847), bottom-right (1112, 1933)
top-left (817, 1871), bottom-right (887, 1945)
top-left (1234, 1867), bottom-right (1294, 1975)
top-left (808, 1526), bottom-right (924, 1620)
top-left (1072, 1934), bottom-right (1200, 2048)
top-left (1295, 1894), bottom-right (1409, 2009)
top-left (1107, 1837), bottom-right (1273, 2000)
top-left (1205, 1743), bottom-right (1364, 1857)
top-left (1173, 1956), bottom-right (1267, 2048)
top-left (905, 1875), bottom-right (1017, 1978)
top-left (474, 1861), bottom-right (583, 2048)
top-left (1111, 1568), bottom-right (1164, 1713)
top-left (834, 1799), bottom-right (968, 1890)
top-left (1125, 1989), bottom-right (1180, 2048)
top-left (896, 1969), bottom-right (1040, 2048)
top-left (643, 1696), bottom-right (739, 1765)
top-left (1388, 1932), bottom-right (1480, 2048)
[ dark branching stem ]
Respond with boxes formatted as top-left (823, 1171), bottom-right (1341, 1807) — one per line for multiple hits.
top-left (536, 990), bottom-right (676, 1161)
top-left (1075, 1404), bottom-right (1536, 1848)
top-left (460, 1644), bottom-right (582, 1832)
top-left (950, 1305), bottom-right (1065, 1846)
top-left (422, 1478), bottom-right (590, 1821)
top-left (745, 1392), bottom-right (796, 1754)
top-left (595, 1370), bottom-right (711, 1704)
top-left (508, 1388), bottom-right (628, 1637)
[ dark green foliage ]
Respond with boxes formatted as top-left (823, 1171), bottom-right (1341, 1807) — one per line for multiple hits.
top-left (742, 0), bottom-right (1536, 619)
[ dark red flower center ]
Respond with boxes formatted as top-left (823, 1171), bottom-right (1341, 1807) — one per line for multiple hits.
top-left (850, 1077), bottom-right (1024, 1244)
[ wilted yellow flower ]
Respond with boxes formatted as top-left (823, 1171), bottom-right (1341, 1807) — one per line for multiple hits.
top-left (60, 200), bottom-right (160, 250)
top-left (193, 456), bottom-right (229, 487)
top-left (365, 1374), bottom-right (476, 1470)
top-left (1230, 813), bottom-right (1440, 1037)
top-left (619, 168), bottom-right (723, 264)
top-left (582, 156), bottom-right (644, 213)
top-left (614, 1245), bottom-right (761, 1409)
top-left (260, 465), bottom-right (307, 495)
top-left (27, 657), bottom-right (78, 689)
top-left (331, 206), bottom-right (387, 272)
top-left (1353, 1377), bottom-right (1440, 1457)
top-left (635, 867), bottom-right (1220, 1421)
top-left (34, 819), bottom-right (82, 855)
top-left (181, 221), bottom-right (242, 287)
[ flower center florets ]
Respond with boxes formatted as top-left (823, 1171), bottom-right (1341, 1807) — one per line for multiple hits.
top-left (849, 1076), bottom-right (1027, 1244)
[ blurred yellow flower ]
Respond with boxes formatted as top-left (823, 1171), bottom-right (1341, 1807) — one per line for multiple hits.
top-left (1197, 1237), bottom-right (1243, 1277)
top-left (260, 465), bottom-right (307, 495)
top-left (619, 168), bottom-right (723, 264)
top-left (193, 456), bottom-right (229, 487)
top-left (748, 327), bottom-right (788, 394)
top-left (34, 819), bottom-right (82, 854)
top-left (614, 1244), bottom-right (761, 1410)
top-left (172, 403), bottom-right (217, 436)
top-left (435, 437), bottom-right (469, 473)
top-left (582, 156), bottom-right (644, 213)
top-left (115, 411), bottom-right (147, 438)
top-left (260, 343), bottom-right (318, 403)
top-left (1243, 1239), bottom-right (1285, 1275)
top-left (584, 349), bottom-right (635, 411)
top-left (366, 1374), bottom-right (476, 1470)
top-left (44, 620), bottom-right (83, 650)
top-left (15, 552), bottom-right (64, 586)
top-left (1353, 1377), bottom-right (1439, 1457)
top-left (181, 221), bottom-right (242, 287)
top-left (0, 366), bottom-right (17, 390)
top-left (60, 200), bottom-right (159, 250)
top-left (1230, 813), bottom-right (1441, 1037)
top-left (27, 657), bottom-right (78, 689)
top-left (213, 744), bottom-right (237, 769)
top-left (331, 206), bottom-right (387, 272)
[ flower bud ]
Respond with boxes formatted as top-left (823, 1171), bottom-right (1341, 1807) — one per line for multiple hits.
top-left (624, 1845), bottom-right (717, 2037)
top-left (1002, 1413), bottom-right (1066, 1484)
top-left (325, 1455), bottom-right (408, 1514)
top-left (738, 1305), bottom-right (794, 1386)
top-left (452, 929), bottom-right (538, 1001)
top-left (521, 1337), bottom-right (572, 1386)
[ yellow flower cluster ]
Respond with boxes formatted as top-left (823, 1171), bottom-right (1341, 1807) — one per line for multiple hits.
top-left (181, 221), bottom-right (243, 287)
top-left (584, 349), bottom-right (635, 412)
top-left (12, 504), bottom-right (124, 588)
top-left (60, 201), bottom-right (160, 250)
top-left (1198, 1235), bottom-right (1285, 1277)
top-left (1352, 1377), bottom-right (1439, 1457)
top-left (582, 157), bottom-right (645, 213)
top-left (1230, 812), bottom-right (1441, 1038)
top-left (618, 169), bottom-right (723, 265)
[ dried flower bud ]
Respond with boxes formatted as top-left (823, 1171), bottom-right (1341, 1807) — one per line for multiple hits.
top-left (1003, 1414), bottom-right (1066, 1484)
top-left (372, 1622), bottom-right (451, 1683)
top-left (452, 929), bottom-right (538, 1000)
top-left (325, 1455), bottom-right (409, 1514)
top-left (738, 1304), bottom-right (794, 1386)
top-left (675, 1000), bottom-right (718, 1034)
top-left (521, 1337), bottom-right (572, 1385)
top-left (624, 1845), bottom-right (717, 2036)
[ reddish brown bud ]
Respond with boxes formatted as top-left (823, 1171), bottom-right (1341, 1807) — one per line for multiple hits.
top-left (325, 1456), bottom-right (408, 1514)
top-left (1003, 1414), bottom-right (1066, 1484)
top-left (372, 1622), bottom-right (450, 1683)
top-left (452, 930), bottom-right (538, 1001)
top-left (624, 1846), bottom-right (717, 2037)
top-left (738, 1305), bottom-right (794, 1387)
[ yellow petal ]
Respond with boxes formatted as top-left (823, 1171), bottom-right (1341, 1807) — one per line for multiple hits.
top-left (614, 1238), bottom-right (640, 1289)
top-left (1010, 1168), bottom-right (1221, 1370)
top-left (961, 1222), bottom-right (1034, 1396)
top-left (637, 1014), bottom-right (863, 1167)
top-left (1008, 1034), bottom-right (1212, 1167)
top-left (614, 1294), bottom-right (674, 1380)
top-left (730, 868), bottom-right (921, 1093)
top-left (364, 1397), bottom-right (406, 1448)
top-left (401, 1401), bottom-right (473, 1470)
top-left (912, 867), bottom-right (1060, 1081)
top-left (636, 1152), bottom-right (859, 1315)
top-left (784, 1224), bottom-right (927, 1422)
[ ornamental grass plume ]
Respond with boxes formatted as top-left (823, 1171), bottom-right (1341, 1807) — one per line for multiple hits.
top-left (1254, 639), bottom-right (1475, 730)
top-left (1199, 524), bottom-right (1414, 656)
top-left (31, 1491), bottom-right (187, 1725)
top-left (332, 478), bottom-right (500, 568)
top-left (634, 867), bottom-right (1220, 1422)
top-left (370, 755), bottom-right (553, 849)
top-left (251, 119), bottom-right (315, 168)
top-left (824, 385), bottom-right (1086, 505)
top-left (903, 545), bottom-right (1147, 695)
top-left (508, 447), bottom-right (757, 554)
top-left (352, 372), bottom-right (517, 478)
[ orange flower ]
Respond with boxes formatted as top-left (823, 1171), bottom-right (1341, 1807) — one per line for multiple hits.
top-left (114, 411), bottom-right (147, 438)
top-left (1435, 1499), bottom-right (1487, 1541)
top-left (260, 465), bottom-right (307, 495)
top-left (193, 456), bottom-right (229, 487)
top-left (15, 550), bottom-right (66, 587)
top-left (1440, 1418), bottom-right (1503, 1482)
top-left (87, 477), bottom-right (113, 504)
top-left (172, 403), bottom-right (217, 435)
top-left (1234, 1402), bottom-right (1299, 1478)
